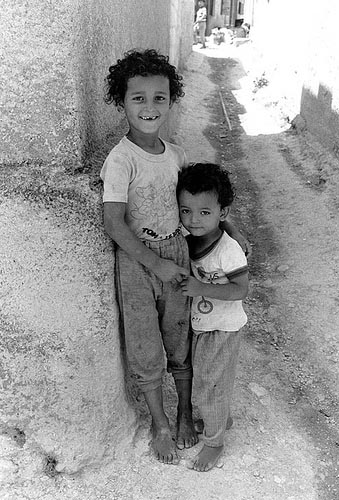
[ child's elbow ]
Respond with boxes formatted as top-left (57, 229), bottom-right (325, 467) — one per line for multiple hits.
top-left (103, 214), bottom-right (110, 229)
top-left (103, 213), bottom-right (118, 241)
top-left (103, 214), bottom-right (112, 235)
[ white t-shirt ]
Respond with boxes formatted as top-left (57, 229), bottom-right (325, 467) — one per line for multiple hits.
top-left (196, 6), bottom-right (207, 22)
top-left (190, 232), bottom-right (248, 332)
top-left (100, 136), bottom-right (187, 241)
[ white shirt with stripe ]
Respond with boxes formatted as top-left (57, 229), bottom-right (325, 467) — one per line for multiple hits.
top-left (190, 231), bottom-right (248, 332)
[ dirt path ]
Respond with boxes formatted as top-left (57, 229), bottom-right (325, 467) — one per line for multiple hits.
top-left (195, 45), bottom-right (339, 499)
top-left (3, 45), bottom-right (339, 500)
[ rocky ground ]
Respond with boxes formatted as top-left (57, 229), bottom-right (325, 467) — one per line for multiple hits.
top-left (2, 40), bottom-right (339, 499)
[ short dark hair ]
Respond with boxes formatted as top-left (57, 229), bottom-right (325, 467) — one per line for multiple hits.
top-left (177, 162), bottom-right (235, 208)
top-left (104, 49), bottom-right (185, 106)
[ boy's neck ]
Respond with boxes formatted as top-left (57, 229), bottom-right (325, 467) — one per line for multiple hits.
top-left (189, 227), bottom-right (223, 255)
top-left (127, 131), bottom-right (164, 154)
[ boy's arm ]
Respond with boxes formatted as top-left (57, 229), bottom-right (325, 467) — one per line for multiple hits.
top-left (180, 272), bottom-right (248, 301)
top-left (220, 219), bottom-right (252, 257)
top-left (104, 202), bottom-right (189, 283)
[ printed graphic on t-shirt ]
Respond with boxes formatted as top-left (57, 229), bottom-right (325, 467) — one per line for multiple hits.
top-left (196, 266), bottom-right (228, 284)
top-left (130, 182), bottom-right (177, 225)
top-left (195, 266), bottom-right (228, 315)
top-left (197, 297), bottom-right (214, 314)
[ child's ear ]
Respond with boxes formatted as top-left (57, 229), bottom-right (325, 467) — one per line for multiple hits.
top-left (220, 206), bottom-right (230, 221)
top-left (169, 100), bottom-right (174, 109)
top-left (117, 103), bottom-right (125, 113)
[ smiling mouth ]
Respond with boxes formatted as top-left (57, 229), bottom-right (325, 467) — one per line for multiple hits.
top-left (140, 116), bottom-right (158, 121)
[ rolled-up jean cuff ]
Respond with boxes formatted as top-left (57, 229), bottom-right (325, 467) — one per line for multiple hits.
top-left (204, 438), bottom-right (225, 447)
top-left (171, 367), bottom-right (193, 381)
top-left (139, 378), bottom-right (163, 393)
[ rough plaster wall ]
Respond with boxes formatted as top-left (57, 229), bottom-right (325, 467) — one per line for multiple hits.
top-left (298, 0), bottom-right (339, 157)
top-left (251, 0), bottom-right (339, 159)
top-left (0, 0), bottom-right (81, 165)
top-left (0, 0), bottom-right (193, 165)
top-left (169, 0), bottom-right (195, 69)
top-left (0, 164), bottom-right (137, 474)
top-left (0, 0), bottom-right (193, 475)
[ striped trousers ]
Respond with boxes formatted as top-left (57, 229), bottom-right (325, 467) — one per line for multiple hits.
top-left (192, 329), bottom-right (242, 447)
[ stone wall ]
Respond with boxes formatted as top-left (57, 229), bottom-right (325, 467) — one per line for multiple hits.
top-left (0, 0), bottom-right (194, 476)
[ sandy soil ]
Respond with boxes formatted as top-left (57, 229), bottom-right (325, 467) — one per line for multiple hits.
top-left (2, 41), bottom-right (339, 500)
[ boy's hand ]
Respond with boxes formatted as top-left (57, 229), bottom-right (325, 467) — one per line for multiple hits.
top-left (180, 276), bottom-right (203, 297)
top-left (153, 259), bottom-right (189, 283)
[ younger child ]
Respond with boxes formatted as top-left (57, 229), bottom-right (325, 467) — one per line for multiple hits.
top-left (177, 162), bottom-right (249, 472)
top-left (100, 49), bottom-right (249, 465)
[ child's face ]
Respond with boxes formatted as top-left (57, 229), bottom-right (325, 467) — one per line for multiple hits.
top-left (178, 189), bottom-right (229, 238)
top-left (121, 74), bottom-right (172, 139)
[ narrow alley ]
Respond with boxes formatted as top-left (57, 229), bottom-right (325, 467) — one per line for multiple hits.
top-left (3, 43), bottom-right (338, 500)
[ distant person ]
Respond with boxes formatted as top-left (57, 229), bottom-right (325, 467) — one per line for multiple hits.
top-left (193, 0), bottom-right (207, 49)
top-left (101, 49), bottom-right (250, 465)
top-left (177, 163), bottom-right (249, 472)
top-left (242, 22), bottom-right (251, 37)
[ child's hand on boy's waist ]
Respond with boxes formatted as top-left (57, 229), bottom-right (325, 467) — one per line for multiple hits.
top-left (153, 258), bottom-right (189, 284)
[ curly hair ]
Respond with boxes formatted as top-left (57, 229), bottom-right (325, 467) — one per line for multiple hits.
top-left (104, 49), bottom-right (185, 106)
top-left (177, 162), bottom-right (235, 208)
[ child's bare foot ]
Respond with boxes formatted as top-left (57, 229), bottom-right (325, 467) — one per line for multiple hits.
top-left (187, 444), bottom-right (224, 472)
top-left (176, 412), bottom-right (199, 450)
top-left (151, 424), bottom-right (179, 464)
